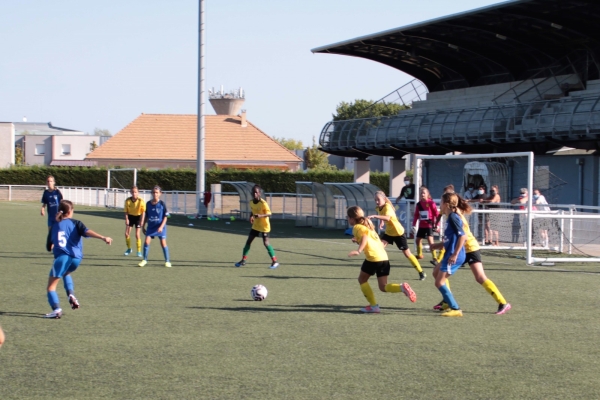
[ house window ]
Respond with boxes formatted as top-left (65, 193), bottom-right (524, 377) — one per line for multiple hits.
top-left (61, 144), bottom-right (71, 155)
top-left (35, 144), bottom-right (45, 155)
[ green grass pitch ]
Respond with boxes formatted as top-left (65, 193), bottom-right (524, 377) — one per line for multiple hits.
top-left (1, 201), bottom-right (600, 399)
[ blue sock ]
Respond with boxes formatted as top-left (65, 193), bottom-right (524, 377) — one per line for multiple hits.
top-left (47, 291), bottom-right (60, 310)
top-left (438, 284), bottom-right (459, 310)
top-left (162, 246), bottom-right (170, 262)
top-left (143, 243), bottom-right (149, 260)
top-left (63, 275), bottom-right (74, 296)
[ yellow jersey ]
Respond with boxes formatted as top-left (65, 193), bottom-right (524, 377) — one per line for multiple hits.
top-left (125, 196), bottom-right (146, 216)
top-left (377, 203), bottom-right (405, 237)
top-left (459, 214), bottom-right (480, 253)
top-left (353, 224), bottom-right (388, 262)
top-left (250, 199), bottom-right (271, 232)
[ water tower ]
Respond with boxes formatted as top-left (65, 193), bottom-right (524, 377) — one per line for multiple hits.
top-left (209, 86), bottom-right (245, 115)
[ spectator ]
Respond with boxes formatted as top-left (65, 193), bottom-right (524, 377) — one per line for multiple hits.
top-left (396, 176), bottom-right (416, 202)
top-left (510, 188), bottom-right (529, 243)
top-left (480, 185), bottom-right (501, 245)
top-left (463, 183), bottom-right (476, 200)
top-left (533, 189), bottom-right (550, 247)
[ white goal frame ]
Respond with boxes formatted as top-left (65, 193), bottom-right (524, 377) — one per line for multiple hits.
top-left (107, 168), bottom-right (137, 189)
top-left (415, 151), bottom-right (600, 265)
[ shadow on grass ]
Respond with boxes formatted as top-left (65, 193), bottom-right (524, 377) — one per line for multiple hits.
top-left (241, 275), bottom-right (354, 280)
top-left (0, 310), bottom-right (45, 319)
top-left (187, 303), bottom-right (417, 314)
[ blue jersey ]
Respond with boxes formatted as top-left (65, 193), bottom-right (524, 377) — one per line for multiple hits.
top-left (51, 218), bottom-right (89, 259)
top-left (146, 200), bottom-right (168, 234)
top-left (41, 189), bottom-right (63, 223)
top-left (443, 212), bottom-right (466, 258)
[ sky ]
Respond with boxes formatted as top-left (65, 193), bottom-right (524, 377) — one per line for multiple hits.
top-left (1, 0), bottom-right (504, 145)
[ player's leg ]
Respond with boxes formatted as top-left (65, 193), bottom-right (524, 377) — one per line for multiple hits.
top-left (397, 234), bottom-right (425, 280)
top-left (45, 256), bottom-right (69, 318)
top-left (427, 235), bottom-right (438, 261)
top-left (63, 258), bottom-right (81, 309)
top-left (236, 230), bottom-right (257, 267)
top-left (160, 238), bottom-right (171, 267)
top-left (415, 236), bottom-right (424, 259)
top-left (358, 266), bottom-right (378, 313)
top-left (431, 260), bottom-right (450, 310)
top-left (469, 258), bottom-right (511, 314)
top-left (139, 235), bottom-right (152, 267)
top-left (262, 233), bottom-right (279, 269)
top-left (124, 224), bottom-right (132, 255)
top-left (134, 226), bottom-right (142, 257)
top-left (436, 262), bottom-right (462, 317)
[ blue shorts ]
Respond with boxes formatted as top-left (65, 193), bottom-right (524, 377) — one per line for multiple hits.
top-left (47, 215), bottom-right (56, 227)
top-left (49, 255), bottom-right (81, 278)
top-left (146, 225), bottom-right (167, 239)
top-left (439, 252), bottom-right (466, 275)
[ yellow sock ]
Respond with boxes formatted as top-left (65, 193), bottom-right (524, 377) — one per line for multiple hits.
top-left (446, 279), bottom-right (450, 291)
top-left (125, 236), bottom-right (131, 249)
top-left (360, 282), bottom-right (377, 306)
top-left (417, 243), bottom-right (423, 257)
top-left (432, 250), bottom-right (439, 260)
top-left (136, 239), bottom-right (142, 253)
top-left (437, 248), bottom-right (446, 263)
top-left (482, 279), bottom-right (507, 305)
top-left (407, 254), bottom-right (423, 273)
top-left (384, 283), bottom-right (401, 293)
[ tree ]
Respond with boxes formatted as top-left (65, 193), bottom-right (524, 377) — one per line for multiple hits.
top-left (305, 137), bottom-right (336, 171)
top-left (94, 128), bottom-right (111, 136)
top-left (332, 99), bottom-right (408, 121)
top-left (272, 136), bottom-right (304, 151)
top-left (14, 144), bottom-right (24, 165)
top-left (89, 141), bottom-right (98, 153)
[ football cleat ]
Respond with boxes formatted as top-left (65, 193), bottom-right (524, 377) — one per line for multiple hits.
top-left (68, 295), bottom-right (80, 310)
top-left (401, 282), bottom-right (417, 302)
top-left (441, 308), bottom-right (463, 317)
top-left (165, 262), bottom-right (172, 268)
top-left (495, 303), bottom-right (512, 315)
top-left (124, 249), bottom-right (132, 256)
top-left (433, 301), bottom-right (449, 311)
top-left (138, 260), bottom-right (147, 268)
top-left (44, 308), bottom-right (63, 319)
top-left (360, 305), bottom-right (380, 313)
top-left (419, 272), bottom-right (427, 281)
top-left (136, 251), bottom-right (142, 257)
top-left (235, 259), bottom-right (246, 267)
top-left (269, 262), bottom-right (279, 269)
top-left (416, 255), bottom-right (424, 260)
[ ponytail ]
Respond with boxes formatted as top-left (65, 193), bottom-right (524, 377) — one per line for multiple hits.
top-left (347, 206), bottom-right (374, 231)
top-left (456, 194), bottom-right (472, 215)
top-left (55, 200), bottom-right (73, 222)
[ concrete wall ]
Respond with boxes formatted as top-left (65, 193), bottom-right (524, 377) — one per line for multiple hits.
top-left (16, 135), bottom-right (104, 165)
top-left (19, 135), bottom-right (53, 165)
top-left (0, 123), bottom-right (15, 167)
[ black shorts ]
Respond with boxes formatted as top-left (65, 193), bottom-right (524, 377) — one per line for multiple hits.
top-left (380, 233), bottom-right (409, 251)
top-left (463, 250), bottom-right (482, 265)
top-left (249, 229), bottom-right (269, 238)
top-left (361, 260), bottom-right (391, 277)
top-left (416, 227), bottom-right (433, 238)
top-left (127, 215), bottom-right (141, 227)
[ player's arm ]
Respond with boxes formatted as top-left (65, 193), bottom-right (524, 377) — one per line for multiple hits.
top-left (157, 202), bottom-right (168, 232)
top-left (57, 189), bottom-right (63, 202)
top-left (138, 204), bottom-right (145, 227)
top-left (41, 194), bottom-right (46, 216)
top-left (124, 201), bottom-right (129, 225)
top-left (254, 203), bottom-right (272, 218)
top-left (85, 229), bottom-right (113, 244)
top-left (349, 234), bottom-right (368, 257)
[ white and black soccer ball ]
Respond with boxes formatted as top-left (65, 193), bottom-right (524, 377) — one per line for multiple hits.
top-left (251, 284), bottom-right (268, 301)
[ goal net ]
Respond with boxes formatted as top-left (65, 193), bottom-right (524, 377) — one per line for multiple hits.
top-left (414, 152), bottom-right (600, 264)
top-left (106, 168), bottom-right (138, 208)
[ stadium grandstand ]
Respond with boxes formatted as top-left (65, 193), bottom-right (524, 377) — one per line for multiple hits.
top-left (312, 0), bottom-right (600, 206)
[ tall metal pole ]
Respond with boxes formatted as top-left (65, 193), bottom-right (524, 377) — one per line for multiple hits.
top-left (196, 0), bottom-right (206, 214)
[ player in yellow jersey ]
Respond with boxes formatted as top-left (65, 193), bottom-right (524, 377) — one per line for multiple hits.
top-left (430, 190), bottom-right (511, 315)
top-left (235, 185), bottom-right (279, 269)
top-left (347, 206), bottom-right (416, 313)
top-left (368, 191), bottom-right (426, 280)
top-left (123, 186), bottom-right (146, 257)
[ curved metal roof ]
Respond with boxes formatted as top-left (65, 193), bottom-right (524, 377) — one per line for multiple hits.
top-left (312, 0), bottom-right (600, 92)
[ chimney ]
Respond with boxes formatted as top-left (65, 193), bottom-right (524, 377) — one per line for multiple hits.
top-left (240, 110), bottom-right (247, 128)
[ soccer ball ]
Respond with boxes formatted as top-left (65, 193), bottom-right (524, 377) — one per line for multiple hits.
top-left (251, 284), bottom-right (268, 301)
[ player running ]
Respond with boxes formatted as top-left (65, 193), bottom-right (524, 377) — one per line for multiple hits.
top-left (44, 200), bottom-right (112, 319)
top-left (347, 205), bottom-right (416, 313)
top-left (235, 185), bottom-right (279, 269)
top-left (368, 191), bottom-right (426, 280)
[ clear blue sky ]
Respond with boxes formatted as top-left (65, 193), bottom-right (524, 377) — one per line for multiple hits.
top-left (1, 0), bottom-right (503, 145)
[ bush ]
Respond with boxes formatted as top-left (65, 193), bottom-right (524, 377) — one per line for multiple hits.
top-left (0, 166), bottom-right (390, 194)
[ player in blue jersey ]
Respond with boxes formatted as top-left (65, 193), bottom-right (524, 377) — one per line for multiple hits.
top-left (434, 192), bottom-right (467, 317)
top-left (138, 186), bottom-right (171, 268)
top-left (44, 200), bottom-right (113, 319)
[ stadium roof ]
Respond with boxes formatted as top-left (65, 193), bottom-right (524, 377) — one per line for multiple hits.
top-left (312, 0), bottom-right (600, 92)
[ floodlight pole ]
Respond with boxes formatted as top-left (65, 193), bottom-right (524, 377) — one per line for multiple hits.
top-left (196, 0), bottom-right (206, 214)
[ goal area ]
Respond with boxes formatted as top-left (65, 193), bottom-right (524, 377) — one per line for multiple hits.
top-left (414, 152), bottom-right (600, 265)
top-left (105, 168), bottom-right (138, 209)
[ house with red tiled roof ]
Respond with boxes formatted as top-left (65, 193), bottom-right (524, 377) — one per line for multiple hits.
top-left (86, 112), bottom-right (303, 171)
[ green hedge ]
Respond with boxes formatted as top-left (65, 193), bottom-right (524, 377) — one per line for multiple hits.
top-left (0, 166), bottom-right (390, 194)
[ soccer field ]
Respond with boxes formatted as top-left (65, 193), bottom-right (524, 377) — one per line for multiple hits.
top-left (1, 201), bottom-right (599, 399)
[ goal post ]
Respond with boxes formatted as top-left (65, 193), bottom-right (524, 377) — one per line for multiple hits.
top-left (107, 168), bottom-right (137, 189)
top-left (414, 151), bottom-right (600, 265)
